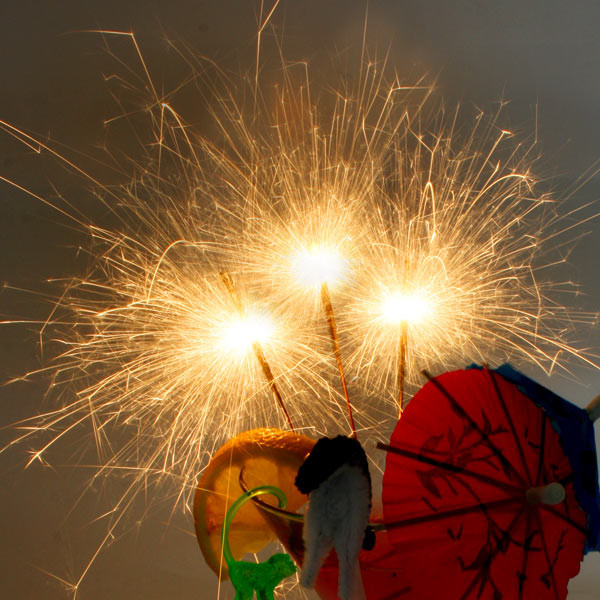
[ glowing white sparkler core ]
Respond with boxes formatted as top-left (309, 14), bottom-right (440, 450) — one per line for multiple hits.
top-left (381, 291), bottom-right (431, 325)
top-left (291, 246), bottom-right (347, 289)
top-left (220, 313), bottom-right (275, 354)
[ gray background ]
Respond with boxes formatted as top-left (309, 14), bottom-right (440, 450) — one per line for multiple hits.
top-left (1, 1), bottom-right (599, 598)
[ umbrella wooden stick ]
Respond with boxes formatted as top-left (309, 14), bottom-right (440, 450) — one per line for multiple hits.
top-left (377, 449), bottom-right (567, 504)
top-left (220, 271), bottom-right (295, 431)
top-left (586, 394), bottom-right (600, 422)
top-left (320, 281), bottom-right (357, 438)
top-left (377, 442), bottom-right (523, 494)
top-left (384, 496), bottom-right (523, 531)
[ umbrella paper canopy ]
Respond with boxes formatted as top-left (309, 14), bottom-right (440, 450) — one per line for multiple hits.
top-left (490, 363), bottom-right (600, 552)
top-left (381, 367), bottom-right (589, 600)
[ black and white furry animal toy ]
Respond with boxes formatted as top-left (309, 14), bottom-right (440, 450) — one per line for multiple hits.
top-left (295, 435), bottom-right (374, 600)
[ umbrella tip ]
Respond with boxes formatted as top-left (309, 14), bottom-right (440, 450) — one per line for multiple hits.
top-left (526, 482), bottom-right (566, 506)
top-left (586, 394), bottom-right (600, 423)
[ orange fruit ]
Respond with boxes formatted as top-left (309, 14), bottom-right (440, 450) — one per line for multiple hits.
top-left (193, 428), bottom-right (315, 579)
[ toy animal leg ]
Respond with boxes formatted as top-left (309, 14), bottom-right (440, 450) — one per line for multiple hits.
top-left (257, 587), bottom-right (275, 600)
top-left (350, 566), bottom-right (367, 600)
top-left (233, 589), bottom-right (253, 600)
top-left (300, 531), bottom-right (333, 589)
top-left (230, 566), bottom-right (255, 600)
top-left (336, 556), bottom-right (365, 600)
top-left (334, 538), bottom-right (364, 600)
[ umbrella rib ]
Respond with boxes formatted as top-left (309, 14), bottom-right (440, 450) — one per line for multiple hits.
top-left (379, 587), bottom-right (412, 599)
top-left (538, 504), bottom-right (588, 536)
top-left (559, 473), bottom-right (574, 487)
top-left (485, 367), bottom-right (533, 485)
top-left (423, 370), bottom-right (529, 488)
top-left (385, 497), bottom-right (522, 531)
top-left (532, 508), bottom-right (562, 600)
top-left (458, 504), bottom-right (528, 600)
top-left (535, 409), bottom-right (547, 486)
top-left (378, 442), bottom-right (523, 495)
top-left (518, 508), bottom-right (534, 600)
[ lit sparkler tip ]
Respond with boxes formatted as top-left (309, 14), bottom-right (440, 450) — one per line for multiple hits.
top-left (380, 290), bottom-right (431, 325)
top-left (220, 312), bottom-right (275, 355)
top-left (291, 245), bottom-right (347, 289)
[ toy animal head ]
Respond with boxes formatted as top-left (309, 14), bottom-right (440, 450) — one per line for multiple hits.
top-left (294, 435), bottom-right (371, 495)
top-left (268, 552), bottom-right (297, 578)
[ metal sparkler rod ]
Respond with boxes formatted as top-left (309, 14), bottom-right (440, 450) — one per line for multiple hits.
top-left (251, 342), bottom-right (295, 431)
top-left (396, 256), bottom-right (410, 418)
top-left (396, 321), bottom-right (408, 417)
top-left (220, 270), bottom-right (244, 313)
top-left (320, 281), bottom-right (357, 438)
top-left (219, 271), bottom-right (295, 431)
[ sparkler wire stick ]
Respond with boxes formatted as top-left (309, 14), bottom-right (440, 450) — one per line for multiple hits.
top-left (219, 271), bottom-right (295, 431)
top-left (396, 256), bottom-right (411, 417)
top-left (396, 321), bottom-right (408, 417)
top-left (320, 281), bottom-right (357, 438)
top-left (252, 342), bottom-right (295, 432)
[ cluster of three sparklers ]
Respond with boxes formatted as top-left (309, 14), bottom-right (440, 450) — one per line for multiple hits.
top-left (221, 247), bottom-right (429, 438)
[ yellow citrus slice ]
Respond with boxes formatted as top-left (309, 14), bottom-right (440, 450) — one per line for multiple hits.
top-left (193, 428), bottom-right (315, 579)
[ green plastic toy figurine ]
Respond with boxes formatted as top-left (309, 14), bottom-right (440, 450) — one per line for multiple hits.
top-left (221, 485), bottom-right (297, 600)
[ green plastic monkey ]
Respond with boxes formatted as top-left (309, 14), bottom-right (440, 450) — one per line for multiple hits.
top-left (221, 486), bottom-right (297, 600)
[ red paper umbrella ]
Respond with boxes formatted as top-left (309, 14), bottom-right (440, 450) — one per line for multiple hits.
top-left (381, 367), bottom-right (588, 600)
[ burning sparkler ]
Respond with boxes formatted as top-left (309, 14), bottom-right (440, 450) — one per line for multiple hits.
top-left (219, 269), bottom-right (295, 431)
top-left (380, 288), bottom-right (432, 413)
top-left (290, 245), bottom-right (356, 436)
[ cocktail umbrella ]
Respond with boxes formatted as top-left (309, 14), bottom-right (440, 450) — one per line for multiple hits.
top-left (488, 363), bottom-right (600, 552)
top-left (380, 366), bottom-right (592, 599)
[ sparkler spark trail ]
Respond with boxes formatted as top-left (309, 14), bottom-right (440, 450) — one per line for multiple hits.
top-left (1, 32), bottom-right (598, 597)
top-left (339, 107), bottom-right (599, 407)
